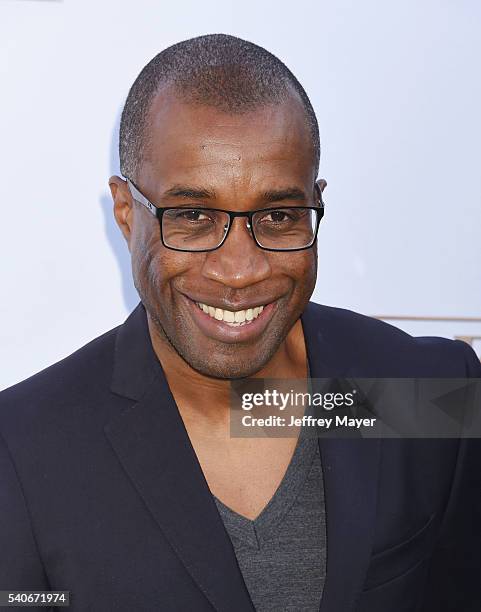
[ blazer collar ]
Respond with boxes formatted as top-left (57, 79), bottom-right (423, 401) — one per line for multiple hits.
top-left (301, 303), bottom-right (381, 612)
top-left (107, 301), bottom-right (380, 612)
top-left (110, 302), bottom-right (162, 401)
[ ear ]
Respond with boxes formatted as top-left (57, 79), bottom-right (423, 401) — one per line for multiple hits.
top-left (316, 178), bottom-right (327, 193)
top-left (109, 175), bottom-right (133, 249)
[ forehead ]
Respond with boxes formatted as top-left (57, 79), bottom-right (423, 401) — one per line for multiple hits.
top-left (139, 87), bottom-right (316, 194)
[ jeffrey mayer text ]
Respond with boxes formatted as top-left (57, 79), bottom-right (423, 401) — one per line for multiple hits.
top-left (241, 414), bottom-right (377, 429)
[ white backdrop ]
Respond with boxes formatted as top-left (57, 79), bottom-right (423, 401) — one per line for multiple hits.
top-left (1, 0), bottom-right (480, 390)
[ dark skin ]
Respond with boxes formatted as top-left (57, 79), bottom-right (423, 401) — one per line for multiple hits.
top-left (110, 86), bottom-right (327, 518)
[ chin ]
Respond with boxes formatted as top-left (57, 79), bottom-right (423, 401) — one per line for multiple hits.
top-left (177, 342), bottom-right (275, 380)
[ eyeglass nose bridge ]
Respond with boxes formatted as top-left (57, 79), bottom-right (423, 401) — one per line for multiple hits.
top-left (222, 211), bottom-right (253, 241)
top-left (224, 211), bottom-right (252, 233)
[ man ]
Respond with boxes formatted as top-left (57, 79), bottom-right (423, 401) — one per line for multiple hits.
top-left (0, 34), bottom-right (480, 612)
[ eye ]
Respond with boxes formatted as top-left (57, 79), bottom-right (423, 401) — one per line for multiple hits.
top-left (258, 209), bottom-right (302, 223)
top-left (175, 209), bottom-right (212, 222)
top-left (266, 210), bottom-right (290, 223)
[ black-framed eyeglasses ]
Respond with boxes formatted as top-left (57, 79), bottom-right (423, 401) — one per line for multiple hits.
top-left (125, 177), bottom-right (325, 253)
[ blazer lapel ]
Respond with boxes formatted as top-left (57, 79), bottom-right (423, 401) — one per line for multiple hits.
top-left (301, 303), bottom-right (381, 612)
top-left (105, 303), bottom-right (255, 612)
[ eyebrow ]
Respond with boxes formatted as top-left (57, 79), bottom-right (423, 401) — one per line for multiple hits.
top-left (163, 186), bottom-right (216, 200)
top-left (261, 187), bottom-right (306, 204)
top-left (162, 185), bottom-right (307, 203)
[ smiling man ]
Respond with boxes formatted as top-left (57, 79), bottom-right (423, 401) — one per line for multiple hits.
top-left (1, 34), bottom-right (480, 612)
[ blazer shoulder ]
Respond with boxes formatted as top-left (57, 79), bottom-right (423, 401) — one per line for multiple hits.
top-left (306, 301), bottom-right (481, 377)
top-left (0, 324), bottom-right (121, 428)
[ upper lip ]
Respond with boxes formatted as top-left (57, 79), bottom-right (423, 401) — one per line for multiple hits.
top-left (182, 293), bottom-right (278, 311)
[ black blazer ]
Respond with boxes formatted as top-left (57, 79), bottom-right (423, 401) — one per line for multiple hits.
top-left (1, 302), bottom-right (480, 612)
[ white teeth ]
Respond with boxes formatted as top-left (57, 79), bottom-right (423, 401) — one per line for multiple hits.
top-left (223, 310), bottom-right (235, 323)
top-left (196, 302), bottom-right (267, 326)
top-left (234, 310), bottom-right (246, 323)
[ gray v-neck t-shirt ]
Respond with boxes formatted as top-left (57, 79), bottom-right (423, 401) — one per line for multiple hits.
top-left (213, 429), bottom-right (327, 611)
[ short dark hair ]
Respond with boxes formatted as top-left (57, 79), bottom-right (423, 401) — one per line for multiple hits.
top-left (119, 33), bottom-right (320, 181)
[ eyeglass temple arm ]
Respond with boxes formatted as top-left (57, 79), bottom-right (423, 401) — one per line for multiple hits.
top-left (314, 183), bottom-right (324, 208)
top-left (126, 178), bottom-right (158, 216)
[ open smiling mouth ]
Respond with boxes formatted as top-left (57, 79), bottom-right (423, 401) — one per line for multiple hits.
top-left (195, 302), bottom-right (265, 327)
top-left (183, 293), bottom-right (278, 342)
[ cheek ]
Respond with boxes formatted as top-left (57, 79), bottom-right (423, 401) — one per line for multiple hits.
top-left (283, 250), bottom-right (317, 291)
top-left (130, 223), bottom-right (159, 287)
top-left (130, 223), bottom-right (197, 295)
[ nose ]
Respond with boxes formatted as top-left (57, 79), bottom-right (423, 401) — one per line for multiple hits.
top-left (200, 216), bottom-right (272, 289)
